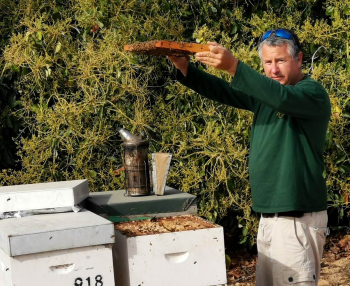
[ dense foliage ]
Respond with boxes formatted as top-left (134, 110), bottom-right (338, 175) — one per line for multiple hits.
top-left (0, 0), bottom-right (349, 246)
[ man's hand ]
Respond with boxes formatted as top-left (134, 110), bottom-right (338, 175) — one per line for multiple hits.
top-left (195, 42), bottom-right (239, 77)
top-left (167, 55), bottom-right (189, 76)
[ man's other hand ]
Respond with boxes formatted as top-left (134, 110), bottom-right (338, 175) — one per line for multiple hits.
top-left (167, 55), bottom-right (189, 76)
top-left (196, 42), bottom-right (239, 77)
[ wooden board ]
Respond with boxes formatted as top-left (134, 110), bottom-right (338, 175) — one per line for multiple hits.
top-left (124, 40), bottom-right (210, 56)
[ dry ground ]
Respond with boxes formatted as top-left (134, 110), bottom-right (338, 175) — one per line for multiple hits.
top-left (226, 230), bottom-right (350, 286)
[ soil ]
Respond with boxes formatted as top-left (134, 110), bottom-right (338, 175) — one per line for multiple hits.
top-left (125, 40), bottom-right (194, 56)
top-left (226, 229), bottom-right (350, 286)
top-left (114, 215), bottom-right (216, 237)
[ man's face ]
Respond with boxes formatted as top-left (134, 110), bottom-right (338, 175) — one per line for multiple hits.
top-left (261, 43), bottom-right (303, 86)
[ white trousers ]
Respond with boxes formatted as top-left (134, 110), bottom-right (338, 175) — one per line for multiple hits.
top-left (256, 211), bottom-right (328, 286)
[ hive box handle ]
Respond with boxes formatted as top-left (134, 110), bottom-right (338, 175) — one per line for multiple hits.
top-left (164, 251), bottom-right (189, 263)
top-left (49, 263), bottom-right (75, 275)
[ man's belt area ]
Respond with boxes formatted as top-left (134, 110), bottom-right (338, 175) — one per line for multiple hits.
top-left (261, 211), bottom-right (304, 218)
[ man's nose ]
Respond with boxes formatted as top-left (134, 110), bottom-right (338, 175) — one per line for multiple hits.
top-left (271, 62), bottom-right (280, 74)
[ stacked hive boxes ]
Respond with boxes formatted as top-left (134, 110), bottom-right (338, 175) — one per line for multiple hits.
top-left (0, 181), bottom-right (227, 286)
top-left (0, 180), bottom-right (115, 286)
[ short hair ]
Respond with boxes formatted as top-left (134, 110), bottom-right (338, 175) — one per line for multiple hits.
top-left (258, 30), bottom-right (301, 61)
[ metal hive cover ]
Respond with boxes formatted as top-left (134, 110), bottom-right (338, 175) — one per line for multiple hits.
top-left (0, 180), bottom-right (89, 212)
top-left (0, 210), bottom-right (114, 257)
top-left (86, 186), bottom-right (197, 221)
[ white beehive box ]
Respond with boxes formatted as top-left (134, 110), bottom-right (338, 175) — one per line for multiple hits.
top-left (0, 179), bottom-right (89, 212)
top-left (0, 210), bottom-right (115, 286)
top-left (113, 216), bottom-right (227, 286)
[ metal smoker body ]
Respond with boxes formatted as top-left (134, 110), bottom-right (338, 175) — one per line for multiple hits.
top-left (118, 129), bottom-right (151, 196)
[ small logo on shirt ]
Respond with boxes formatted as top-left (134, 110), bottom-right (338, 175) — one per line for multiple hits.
top-left (277, 112), bottom-right (284, 118)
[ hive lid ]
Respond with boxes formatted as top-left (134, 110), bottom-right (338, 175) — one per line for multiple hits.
top-left (0, 210), bottom-right (114, 257)
top-left (0, 180), bottom-right (89, 212)
top-left (85, 186), bottom-right (197, 221)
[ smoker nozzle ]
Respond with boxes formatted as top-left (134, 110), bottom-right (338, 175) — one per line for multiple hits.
top-left (117, 128), bottom-right (142, 142)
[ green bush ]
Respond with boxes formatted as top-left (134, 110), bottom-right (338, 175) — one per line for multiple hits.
top-left (0, 0), bottom-right (349, 247)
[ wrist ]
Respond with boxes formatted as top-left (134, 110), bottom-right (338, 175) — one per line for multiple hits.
top-left (227, 58), bottom-right (239, 77)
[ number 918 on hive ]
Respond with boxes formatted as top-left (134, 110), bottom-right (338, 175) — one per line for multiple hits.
top-left (74, 275), bottom-right (103, 286)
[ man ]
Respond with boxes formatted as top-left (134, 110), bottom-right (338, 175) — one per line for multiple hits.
top-left (168, 29), bottom-right (331, 286)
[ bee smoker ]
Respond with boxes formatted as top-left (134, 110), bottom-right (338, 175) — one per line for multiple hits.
top-left (118, 128), bottom-right (151, 196)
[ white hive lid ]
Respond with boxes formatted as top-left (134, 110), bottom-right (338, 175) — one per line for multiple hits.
top-left (0, 179), bottom-right (89, 212)
top-left (0, 210), bottom-right (115, 257)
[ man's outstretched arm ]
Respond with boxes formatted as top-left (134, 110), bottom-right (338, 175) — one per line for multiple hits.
top-left (167, 55), bottom-right (256, 112)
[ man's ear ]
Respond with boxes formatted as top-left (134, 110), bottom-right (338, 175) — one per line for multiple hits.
top-left (297, 51), bottom-right (303, 67)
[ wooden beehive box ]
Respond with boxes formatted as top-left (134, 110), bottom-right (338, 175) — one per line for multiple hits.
top-left (124, 40), bottom-right (210, 56)
top-left (113, 215), bottom-right (227, 286)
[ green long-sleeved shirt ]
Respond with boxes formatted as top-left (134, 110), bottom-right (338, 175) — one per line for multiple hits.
top-left (178, 61), bottom-right (331, 213)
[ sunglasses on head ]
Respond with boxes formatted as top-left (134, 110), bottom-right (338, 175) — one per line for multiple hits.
top-left (261, 29), bottom-right (295, 42)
